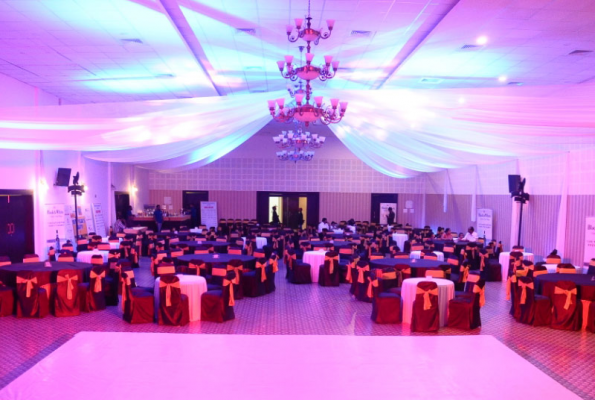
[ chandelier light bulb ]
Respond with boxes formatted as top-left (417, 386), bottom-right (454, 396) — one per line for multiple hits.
top-left (284, 55), bottom-right (294, 64)
top-left (276, 98), bottom-right (285, 108)
top-left (295, 18), bottom-right (303, 29)
top-left (339, 102), bottom-right (348, 112)
top-left (332, 60), bottom-right (340, 70)
top-left (324, 55), bottom-right (333, 65)
top-left (276, 61), bottom-right (285, 70)
top-left (295, 93), bottom-right (304, 104)
top-left (314, 96), bottom-right (323, 107)
top-left (326, 19), bottom-right (335, 29)
top-left (267, 100), bottom-right (276, 109)
top-left (306, 53), bottom-right (314, 63)
top-left (330, 98), bottom-right (340, 108)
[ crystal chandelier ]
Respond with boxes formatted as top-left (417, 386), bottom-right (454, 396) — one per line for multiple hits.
top-left (276, 150), bottom-right (315, 163)
top-left (273, 128), bottom-right (326, 149)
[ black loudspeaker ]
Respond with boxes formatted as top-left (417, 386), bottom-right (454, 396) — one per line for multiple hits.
top-left (508, 175), bottom-right (521, 194)
top-left (55, 168), bottom-right (72, 187)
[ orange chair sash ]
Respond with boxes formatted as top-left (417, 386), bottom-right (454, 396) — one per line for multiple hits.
top-left (479, 254), bottom-right (486, 271)
top-left (212, 268), bottom-right (227, 277)
top-left (223, 279), bottom-right (235, 306)
top-left (16, 276), bottom-right (38, 297)
top-left (256, 261), bottom-right (267, 282)
top-left (345, 261), bottom-right (355, 283)
top-left (416, 287), bottom-right (438, 310)
top-left (324, 255), bottom-right (339, 274)
top-left (366, 276), bottom-right (378, 298)
top-left (518, 281), bottom-right (533, 305)
top-left (473, 285), bottom-right (485, 307)
top-left (506, 275), bottom-right (517, 301)
top-left (57, 274), bottom-right (79, 300)
top-left (269, 258), bottom-right (279, 273)
top-left (554, 286), bottom-right (577, 310)
top-left (159, 279), bottom-right (181, 307)
top-left (227, 264), bottom-right (244, 284)
top-left (356, 265), bottom-right (369, 283)
top-left (447, 258), bottom-right (459, 266)
top-left (460, 266), bottom-right (469, 283)
top-left (382, 271), bottom-right (397, 280)
top-left (90, 270), bottom-right (105, 293)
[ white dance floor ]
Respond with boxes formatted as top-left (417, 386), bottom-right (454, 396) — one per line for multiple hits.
top-left (0, 332), bottom-right (580, 400)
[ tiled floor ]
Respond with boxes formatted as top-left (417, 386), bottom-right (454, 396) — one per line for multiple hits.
top-left (1, 259), bottom-right (594, 399)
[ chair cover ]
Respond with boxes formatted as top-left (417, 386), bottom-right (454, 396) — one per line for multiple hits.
top-left (370, 271), bottom-right (401, 324)
top-left (411, 281), bottom-right (439, 332)
top-left (201, 271), bottom-right (236, 322)
top-left (289, 252), bottom-right (312, 284)
top-left (587, 301), bottom-right (595, 333)
top-left (551, 280), bottom-right (581, 331)
top-left (0, 284), bottom-right (14, 317)
top-left (158, 275), bottom-right (190, 326)
top-left (265, 253), bottom-right (279, 294)
top-left (379, 267), bottom-right (399, 292)
top-left (54, 269), bottom-right (81, 317)
top-left (425, 270), bottom-right (445, 278)
top-left (23, 254), bottom-right (40, 263)
top-left (351, 260), bottom-right (371, 301)
top-left (243, 259), bottom-right (267, 297)
top-left (0, 256), bottom-right (12, 267)
top-left (121, 272), bottom-right (154, 324)
top-left (227, 259), bottom-right (245, 299)
top-left (318, 252), bottom-right (340, 287)
top-left (80, 266), bottom-right (107, 312)
top-left (514, 276), bottom-right (551, 326)
top-left (16, 271), bottom-right (49, 318)
top-left (556, 263), bottom-right (577, 274)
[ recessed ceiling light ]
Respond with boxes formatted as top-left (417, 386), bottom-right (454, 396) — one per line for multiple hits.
top-left (498, 75), bottom-right (507, 82)
top-left (458, 97), bottom-right (465, 104)
top-left (476, 36), bottom-right (488, 45)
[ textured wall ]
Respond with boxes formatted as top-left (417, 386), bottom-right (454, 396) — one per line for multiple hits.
top-left (319, 192), bottom-right (371, 223)
top-left (519, 195), bottom-right (561, 261)
top-left (397, 193), bottom-right (424, 227)
top-left (209, 191), bottom-right (257, 220)
top-left (565, 195), bottom-right (595, 266)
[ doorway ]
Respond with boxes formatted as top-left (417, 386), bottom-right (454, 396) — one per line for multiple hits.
top-left (182, 191), bottom-right (208, 228)
top-left (114, 192), bottom-right (130, 221)
top-left (371, 193), bottom-right (398, 224)
top-left (257, 191), bottom-right (318, 228)
top-left (0, 190), bottom-right (35, 263)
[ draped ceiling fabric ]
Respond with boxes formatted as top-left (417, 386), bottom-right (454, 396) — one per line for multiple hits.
top-left (0, 85), bottom-right (595, 175)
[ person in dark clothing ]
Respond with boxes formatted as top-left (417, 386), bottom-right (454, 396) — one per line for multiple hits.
top-left (126, 205), bottom-right (134, 227)
top-left (271, 206), bottom-right (280, 225)
top-left (297, 208), bottom-right (304, 229)
top-left (387, 207), bottom-right (395, 225)
top-left (189, 204), bottom-right (198, 228)
top-left (154, 205), bottom-right (164, 232)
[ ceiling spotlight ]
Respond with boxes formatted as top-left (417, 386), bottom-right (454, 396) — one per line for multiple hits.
top-left (458, 97), bottom-right (466, 104)
top-left (498, 75), bottom-right (507, 82)
top-left (476, 36), bottom-right (488, 45)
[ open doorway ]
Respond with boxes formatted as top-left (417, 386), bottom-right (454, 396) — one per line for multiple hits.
top-left (258, 191), bottom-right (318, 228)
top-left (114, 191), bottom-right (130, 221)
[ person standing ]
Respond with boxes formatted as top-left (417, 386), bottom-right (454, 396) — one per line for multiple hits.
top-left (386, 207), bottom-right (395, 225)
top-left (271, 206), bottom-right (280, 225)
top-left (189, 203), bottom-right (198, 228)
top-left (154, 205), bottom-right (164, 232)
top-left (297, 207), bottom-right (305, 229)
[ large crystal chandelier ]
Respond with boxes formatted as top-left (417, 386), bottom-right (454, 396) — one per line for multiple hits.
top-left (267, 0), bottom-right (348, 128)
top-left (276, 149), bottom-right (315, 163)
top-left (273, 124), bottom-right (325, 162)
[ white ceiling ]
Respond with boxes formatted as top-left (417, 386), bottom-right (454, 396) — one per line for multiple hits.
top-left (1, 0), bottom-right (595, 104)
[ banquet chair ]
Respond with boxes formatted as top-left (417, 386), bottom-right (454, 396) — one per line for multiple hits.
top-left (151, 250), bottom-right (169, 276)
top-left (0, 279), bottom-right (14, 317)
top-left (194, 245), bottom-right (211, 255)
top-left (253, 250), bottom-right (266, 259)
top-left (422, 252), bottom-right (439, 261)
top-left (201, 270), bottom-right (236, 323)
top-left (513, 276), bottom-right (551, 326)
top-left (185, 259), bottom-right (208, 278)
top-left (77, 239), bottom-right (89, 252)
top-left (319, 251), bottom-right (340, 287)
top-left (243, 258), bottom-right (267, 297)
top-left (228, 246), bottom-right (243, 255)
top-left (158, 274), bottom-right (189, 326)
top-left (532, 265), bottom-right (548, 277)
top-left (227, 259), bottom-right (245, 299)
top-left (556, 263), bottom-right (577, 274)
top-left (451, 261), bottom-right (470, 291)
top-left (587, 302), bottom-right (595, 333)
top-left (371, 270), bottom-right (402, 324)
top-left (54, 269), bottom-right (81, 317)
top-left (425, 270), bottom-right (445, 278)
top-left (58, 252), bottom-right (75, 262)
top-left (351, 260), bottom-right (371, 301)
top-left (393, 252), bottom-right (409, 259)
top-left (121, 272), bottom-right (154, 324)
top-left (79, 265), bottom-right (107, 312)
top-left (512, 246), bottom-right (525, 252)
top-left (90, 254), bottom-right (104, 266)
top-left (0, 256), bottom-right (12, 267)
top-left (23, 254), bottom-right (40, 263)
top-left (288, 251), bottom-right (312, 284)
top-left (411, 281), bottom-right (439, 333)
top-left (97, 243), bottom-right (110, 251)
top-left (438, 264), bottom-right (452, 280)
top-left (442, 243), bottom-right (455, 256)
top-left (411, 242), bottom-right (424, 252)
top-left (551, 281), bottom-right (581, 331)
top-left (588, 259), bottom-right (595, 275)
top-left (448, 278), bottom-right (484, 330)
top-left (170, 249), bottom-right (184, 259)
top-left (16, 271), bottom-right (49, 318)
top-left (265, 253), bottom-right (279, 294)
top-left (377, 267), bottom-right (399, 292)
top-left (156, 260), bottom-right (177, 277)
top-left (546, 254), bottom-right (561, 264)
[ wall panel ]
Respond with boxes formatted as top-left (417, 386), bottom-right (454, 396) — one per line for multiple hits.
top-left (319, 192), bottom-right (371, 223)
top-left (209, 191), bottom-right (257, 219)
top-left (565, 195), bottom-right (595, 266)
top-left (398, 193), bottom-right (423, 227)
top-left (518, 195), bottom-right (560, 261)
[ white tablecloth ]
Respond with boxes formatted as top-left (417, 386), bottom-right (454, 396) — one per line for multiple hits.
top-left (333, 229), bottom-right (344, 234)
top-left (401, 277), bottom-right (454, 328)
top-left (303, 250), bottom-right (327, 283)
top-left (102, 237), bottom-right (121, 249)
top-left (76, 250), bottom-right (110, 264)
top-left (499, 252), bottom-right (534, 278)
top-left (242, 237), bottom-right (267, 250)
top-left (543, 264), bottom-right (583, 274)
top-left (392, 233), bottom-right (408, 250)
top-left (410, 251), bottom-right (444, 261)
top-left (153, 274), bottom-right (207, 322)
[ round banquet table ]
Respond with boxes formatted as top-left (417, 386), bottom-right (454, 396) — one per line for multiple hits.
top-left (0, 261), bottom-right (93, 288)
top-left (242, 236), bottom-right (267, 250)
top-left (535, 273), bottom-right (595, 330)
top-left (180, 241), bottom-right (230, 253)
top-left (401, 277), bottom-right (455, 328)
top-left (154, 274), bottom-right (207, 322)
top-left (177, 253), bottom-right (256, 270)
top-left (499, 252), bottom-right (534, 279)
top-left (410, 251), bottom-right (444, 262)
top-left (76, 250), bottom-right (110, 264)
top-left (101, 237), bottom-right (121, 250)
top-left (369, 258), bottom-right (444, 278)
top-left (303, 250), bottom-right (327, 283)
top-left (543, 264), bottom-right (583, 274)
top-left (392, 233), bottom-right (408, 251)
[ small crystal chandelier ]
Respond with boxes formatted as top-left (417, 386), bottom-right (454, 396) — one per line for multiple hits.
top-left (273, 127), bottom-right (326, 149)
top-left (286, 0), bottom-right (334, 50)
top-left (276, 149), bottom-right (315, 163)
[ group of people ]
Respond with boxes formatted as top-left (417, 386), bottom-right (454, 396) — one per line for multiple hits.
top-left (435, 226), bottom-right (479, 242)
top-left (271, 206), bottom-right (305, 229)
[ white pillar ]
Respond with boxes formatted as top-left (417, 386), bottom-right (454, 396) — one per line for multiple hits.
top-left (555, 152), bottom-right (570, 258)
top-left (471, 165), bottom-right (478, 222)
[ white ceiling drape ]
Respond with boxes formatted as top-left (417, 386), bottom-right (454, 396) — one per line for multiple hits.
top-left (0, 85), bottom-right (594, 175)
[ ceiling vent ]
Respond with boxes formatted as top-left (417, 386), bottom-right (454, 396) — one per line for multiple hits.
top-left (155, 74), bottom-right (175, 79)
top-left (244, 66), bottom-right (263, 71)
top-left (350, 30), bottom-right (375, 38)
top-left (120, 38), bottom-right (143, 45)
top-left (460, 44), bottom-right (482, 51)
top-left (236, 28), bottom-right (256, 35)
top-left (419, 77), bottom-right (443, 84)
top-left (507, 81), bottom-right (523, 86)
top-left (249, 89), bottom-right (267, 93)
top-left (568, 50), bottom-right (593, 55)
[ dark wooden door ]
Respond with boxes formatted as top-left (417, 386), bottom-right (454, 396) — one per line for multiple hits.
top-left (284, 196), bottom-right (300, 228)
top-left (0, 191), bottom-right (35, 263)
top-left (114, 192), bottom-right (130, 220)
top-left (370, 193), bottom-right (398, 224)
top-left (183, 191), bottom-right (208, 226)
top-left (257, 191), bottom-right (319, 227)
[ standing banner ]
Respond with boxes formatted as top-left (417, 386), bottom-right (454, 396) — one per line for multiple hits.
top-left (64, 205), bottom-right (75, 243)
top-left (476, 208), bottom-right (493, 241)
top-left (66, 205), bottom-right (87, 240)
top-left (92, 203), bottom-right (107, 237)
top-left (200, 201), bottom-right (218, 229)
top-left (584, 216), bottom-right (595, 267)
top-left (380, 203), bottom-right (397, 225)
top-left (44, 204), bottom-right (66, 248)
top-left (83, 204), bottom-right (95, 235)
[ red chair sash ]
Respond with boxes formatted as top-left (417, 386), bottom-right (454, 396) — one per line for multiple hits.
top-left (473, 284), bottom-right (486, 307)
top-left (518, 280), bottom-right (533, 305)
top-left (17, 276), bottom-right (37, 297)
top-left (57, 274), bottom-right (79, 300)
top-left (554, 286), bottom-right (577, 310)
top-left (416, 286), bottom-right (438, 310)
top-left (90, 270), bottom-right (105, 293)
top-left (159, 279), bottom-right (181, 307)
